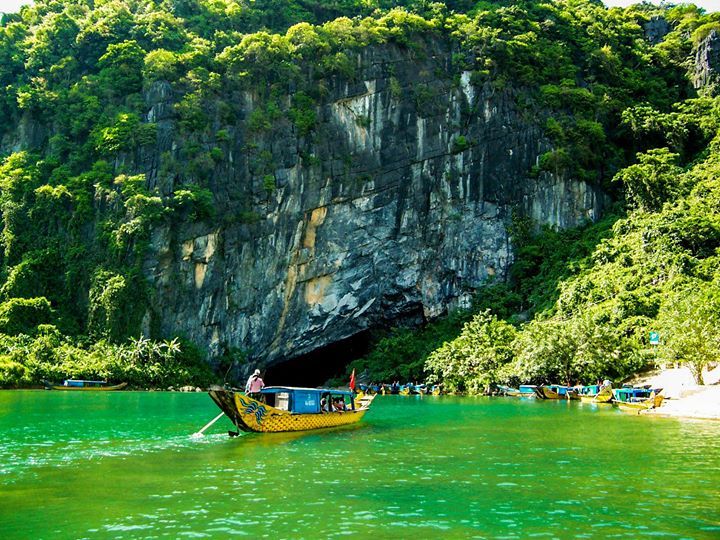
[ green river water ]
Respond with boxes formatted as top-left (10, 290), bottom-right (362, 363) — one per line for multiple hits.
top-left (1, 391), bottom-right (719, 539)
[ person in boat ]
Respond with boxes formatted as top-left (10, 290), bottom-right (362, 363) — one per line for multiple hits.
top-left (333, 398), bottom-right (346, 412)
top-left (245, 369), bottom-right (265, 400)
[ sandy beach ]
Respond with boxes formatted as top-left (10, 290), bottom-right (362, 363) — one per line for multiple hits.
top-left (637, 365), bottom-right (720, 420)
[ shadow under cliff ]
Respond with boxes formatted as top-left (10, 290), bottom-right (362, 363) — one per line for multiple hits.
top-left (263, 331), bottom-right (372, 388)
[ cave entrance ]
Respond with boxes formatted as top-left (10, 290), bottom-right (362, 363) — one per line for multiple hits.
top-left (264, 331), bottom-right (372, 388)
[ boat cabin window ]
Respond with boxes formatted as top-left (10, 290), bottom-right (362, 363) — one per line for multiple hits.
top-left (320, 393), bottom-right (354, 412)
top-left (274, 392), bottom-right (290, 411)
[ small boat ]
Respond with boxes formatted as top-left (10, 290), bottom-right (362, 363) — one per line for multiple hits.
top-left (357, 383), bottom-right (380, 395)
top-left (208, 386), bottom-right (375, 433)
top-left (399, 384), bottom-right (422, 395)
top-left (577, 384), bottom-right (613, 403)
top-left (533, 385), bottom-right (571, 399)
top-left (497, 385), bottom-right (521, 396)
top-left (381, 383), bottom-right (400, 395)
top-left (566, 387), bottom-right (581, 400)
top-left (612, 387), bottom-right (664, 412)
top-left (44, 380), bottom-right (127, 391)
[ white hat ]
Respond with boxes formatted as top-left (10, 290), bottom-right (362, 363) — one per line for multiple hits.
top-left (254, 369), bottom-right (260, 376)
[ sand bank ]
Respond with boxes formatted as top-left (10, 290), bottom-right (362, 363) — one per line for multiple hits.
top-left (638, 365), bottom-right (720, 420)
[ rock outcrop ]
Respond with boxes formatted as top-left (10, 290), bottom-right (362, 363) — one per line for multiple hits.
top-left (141, 42), bottom-right (606, 368)
top-left (694, 29), bottom-right (720, 95)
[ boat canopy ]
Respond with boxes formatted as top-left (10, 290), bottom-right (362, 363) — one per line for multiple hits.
top-left (258, 387), bottom-right (354, 414)
top-left (579, 385), bottom-right (600, 395)
top-left (613, 387), bottom-right (652, 401)
top-left (260, 386), bottom-right (353, 396)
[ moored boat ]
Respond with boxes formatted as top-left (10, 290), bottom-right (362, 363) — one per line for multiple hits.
top-left (208, 386), bottom-right (375, 433)
top-left (612, 387), bottom-right (664, 412)
top-left (533, 385), bottom-right (571, 399)
top-left (497, 385), bottom-right (521, 396)
top-left (399, 383), bottom-right (422, 395)
top-left (498, 385), bottom-right (534, 397)
top-left (44, 380), bottom-right (127, 391)
top-left (577, 384), bottom-right (613, 403)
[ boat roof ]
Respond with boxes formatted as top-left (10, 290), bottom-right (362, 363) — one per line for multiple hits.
top-left (614, 387), bottom-right (651, 395)
top-left (260, 386), bottom-right (354, 396)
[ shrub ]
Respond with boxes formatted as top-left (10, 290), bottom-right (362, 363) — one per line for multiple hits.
top-left (0, 297), bottom-right (54, 335)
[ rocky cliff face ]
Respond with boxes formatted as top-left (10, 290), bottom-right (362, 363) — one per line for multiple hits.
top-left (694, 29), bottom-right (720, 95)
top-left (140, 42), bottom-right (606, 368)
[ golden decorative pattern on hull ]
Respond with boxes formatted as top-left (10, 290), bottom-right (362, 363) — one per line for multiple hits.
top-left (234, 393), bottom-right (369, 432)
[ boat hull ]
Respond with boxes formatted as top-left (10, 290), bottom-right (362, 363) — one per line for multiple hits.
top-left (578, 387), bottom-right (613, 403)
top-left (48, 382), bottom-right (127, 391)
top-left (613, 391), bottom-right (664, 412)
top-left (533, 387), bottom-right (562, 399)
top-left (208, 388), bottom-right (373, 433)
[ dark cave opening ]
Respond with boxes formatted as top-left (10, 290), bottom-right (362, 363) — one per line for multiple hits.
top-left (263, 331), bottom-right (372, 388)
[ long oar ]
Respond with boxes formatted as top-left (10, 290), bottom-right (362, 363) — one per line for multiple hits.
top-left (192, 412), bottom-right (225, 438)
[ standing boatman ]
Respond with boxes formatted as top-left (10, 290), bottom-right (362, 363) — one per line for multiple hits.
top-left (245, 369), bottom-right (265, 400)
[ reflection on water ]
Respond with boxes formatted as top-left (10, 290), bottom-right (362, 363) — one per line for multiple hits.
top-left (1, 392), bottom-right (719, 538)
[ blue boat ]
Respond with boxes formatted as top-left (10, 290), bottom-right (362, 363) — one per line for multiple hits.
top-left (612, 386), bottom-right (664, 412)
top-left (498, 385), bottom-right (536, 397)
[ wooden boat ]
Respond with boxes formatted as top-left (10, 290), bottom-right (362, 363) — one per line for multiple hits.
top-left (44, 380), bottom-right (127, 391)
top-left (381, 383), bottom-right (400, 395)
top-left (399, 384), bottom-right (422, 395)
top-left (497, 385), bottom-right (522, 396)
top-left (533, 385), bottom-right (571, 400)
top-left (577, 384), bottom-right (613, 403)
top-left (566, 388), bottom-right (581, 400)
top-left (208, 386), bottom-right (375, 433)
top-left (612, 387), bottom-right (664, 412)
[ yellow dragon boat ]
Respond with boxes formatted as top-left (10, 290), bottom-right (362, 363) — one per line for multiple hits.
top-left (208, 386), bottom-right (375, 434)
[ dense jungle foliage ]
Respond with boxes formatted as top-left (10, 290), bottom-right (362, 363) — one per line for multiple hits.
top-left (0, 0), bottom-right (719, 387)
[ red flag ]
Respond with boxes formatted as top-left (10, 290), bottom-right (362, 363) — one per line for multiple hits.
top-left (349, 369), bottom-right (356, 391)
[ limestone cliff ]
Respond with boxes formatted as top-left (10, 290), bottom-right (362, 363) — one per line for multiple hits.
top-left (694, 29), bottom-right (720, 95)
top-left (140, 42), bottom-right (605, 367)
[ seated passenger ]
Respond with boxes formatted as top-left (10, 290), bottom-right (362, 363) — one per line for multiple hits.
top-left (333, 398), bottom-right (346, 412)
top-left (321, 395), bottom-right (333, 412)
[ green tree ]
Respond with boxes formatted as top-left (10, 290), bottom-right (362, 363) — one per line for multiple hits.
top-left (97, 40), bottom-right (146, 96)
top-left (425, 310), bottom-right (516, 394)
top-left (0, 297), bottom-right (54, 335)
top-left (613, 148), bottom-right (686, 212)
top-left (658, 281), bottom-right (720, 385)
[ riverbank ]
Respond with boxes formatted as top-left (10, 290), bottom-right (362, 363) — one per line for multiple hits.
top-left (636, 365), bottom-right (720, 420)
